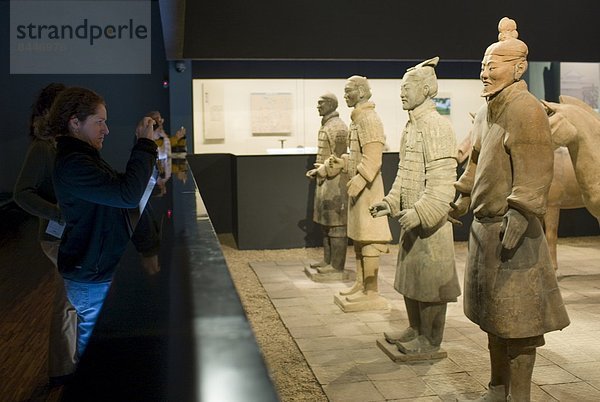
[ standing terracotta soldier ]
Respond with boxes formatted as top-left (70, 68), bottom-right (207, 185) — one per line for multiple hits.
top-left (306, 93), bottom-right (349, 275)
top-left (327, 76), bottom-right (392, 310)
top-left (451, 17), bottom-right (570, 402)
top-left (370, 57), bottom-right (461, 356)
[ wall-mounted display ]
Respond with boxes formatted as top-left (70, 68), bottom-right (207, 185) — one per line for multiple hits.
top-left (250, 93), bottom-right (293, 136)
top-left (192, 79), bottom-right (484, 155)
top-left (201, 81), bottom-right (225, 141)
top-left (561, 63), bottom-right (600, 111)
top-left (433, 95), bottom-right (451, 115)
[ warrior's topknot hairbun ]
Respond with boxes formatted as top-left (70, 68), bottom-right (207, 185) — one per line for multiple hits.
top-left (498, 17), bottom-right (519, 41)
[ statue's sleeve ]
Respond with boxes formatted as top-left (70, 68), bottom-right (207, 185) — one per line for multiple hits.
top-left (455, 106), bottom-right (485, 195)
top-left (413, 118), bottom-right (458, 229)
top-left (505, 96), bottom-right (554, 217)
top-left (356, 113), bottom-right (385, 182)
top-left (414, 158), bottom-right (457, 229)
top-left (357, 141), bottom-right (384, 183)
top-left (383, 131), bottom-right (405, 218)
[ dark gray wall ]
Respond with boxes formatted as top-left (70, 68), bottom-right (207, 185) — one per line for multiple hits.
top-left (1, 1), bottom-right (170, 195)
top-left (189, 154), bottom-right (599, 250)
top-left (234, 154), bottom-right (326, 250)
top-left (187, 153), bottom-right (235, 235)
top-left (183, 0), bottom-right (600, 62)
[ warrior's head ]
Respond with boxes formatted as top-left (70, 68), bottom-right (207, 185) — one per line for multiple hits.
top-left (401, 57), bottom-right (439, 111)
top-left (317, 92), bottom-right (338, 116)
top-left (480, 17), bottom-right (529, 99)
top-left (344, 75), bottom-right (371, 108)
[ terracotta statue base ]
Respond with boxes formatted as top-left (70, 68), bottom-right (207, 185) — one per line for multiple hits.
top-left (304, 265), bottom-right (351, 282)
top-left (376, 338), bottom-right (447, 362)
top-left (333, 293), bottom-right (388, 312)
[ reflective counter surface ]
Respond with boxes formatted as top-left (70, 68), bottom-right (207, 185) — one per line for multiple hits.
top-left (61, 157), bottom-right (278, 401)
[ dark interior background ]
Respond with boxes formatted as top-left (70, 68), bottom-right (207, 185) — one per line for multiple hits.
top-left (183, 0), bottom-right (600, 62)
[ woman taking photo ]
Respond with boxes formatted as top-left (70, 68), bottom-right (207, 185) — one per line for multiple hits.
top-left (46, 86), bottom-right (157, 360)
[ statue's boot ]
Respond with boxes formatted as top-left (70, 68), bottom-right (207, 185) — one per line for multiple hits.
top-left (384, 327), bottom-right (418, 344)
top-left (457, 384), bottom-right (506, 402)
top-left (396, 335), bottom-right (439, 354)
top-left (507, 351), bottom-right (535, 402)
top-left (310, 234), bottom-right (331, 268)
top-left (385, 297), bottom-right (420, 344)
top-left (317, 237), bottom-right (347, 273)
top-left (345, 256), bottom-right (378, 302)
top-left (329, 236), bottom-right (347, 271)
top-left (420, 302), bottom-right (448, 348)
top-left (458, 335), bottom-right (509, 401)
top-left (317, 264), bottom-right (336, 274)
top-left (339, 256), bottom-right (363, 296)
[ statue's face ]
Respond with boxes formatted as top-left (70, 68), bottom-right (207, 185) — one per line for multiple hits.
top-left (317, 97), bottom-right (334, 116)
top-left (344, 81), bottom-right (361, 108)
top-left (480, 55), bottom-right (519, 98)
top-left (400, 74), bottom-right (427, 111)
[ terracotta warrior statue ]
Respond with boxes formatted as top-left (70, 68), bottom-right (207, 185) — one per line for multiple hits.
top-left (327, 76), bottom-right (392, 309)
top-left (450, 17), bottom-right (570, 402)
top-left (306, 93), bottom-right (349, 274)
top-left (370, 57), bottom-right (461, 356)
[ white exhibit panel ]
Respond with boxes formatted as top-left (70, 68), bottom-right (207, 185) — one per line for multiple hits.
top-left (201, 81), bottom-right (225, 140)
top-left (250, 93), bottom-right (293, 136)
top-left (192, 78), bottom-right (485, 155)
top-left (561, 62), bottom-right (600, 111)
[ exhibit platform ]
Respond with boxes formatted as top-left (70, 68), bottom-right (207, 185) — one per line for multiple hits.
top-left (248, 237), bottom-right (600, 401)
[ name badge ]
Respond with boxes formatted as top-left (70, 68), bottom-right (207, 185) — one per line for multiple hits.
top-left (46, 220), bottom-right (65, 239)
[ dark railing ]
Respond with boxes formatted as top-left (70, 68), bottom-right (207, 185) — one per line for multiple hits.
top-left (62, 158), bottom-right (279, 402)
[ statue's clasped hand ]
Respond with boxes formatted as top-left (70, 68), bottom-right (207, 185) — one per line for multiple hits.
top-left (327, 155), bottom-right (345, 170)
top-left (306, 163), bottom-right (322, 179)
top-left (347, 174), bottom-right (367, 198)
top-left (369, 202), bottom-right (390, 218)
top-left (500, 209), bottom-right (528, 250)
top-left (448, 194), bottom-right (470, 226)
top-left (398, 209), bottom-right (420, 231)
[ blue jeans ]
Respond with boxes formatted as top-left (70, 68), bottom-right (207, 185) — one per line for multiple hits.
top-left (63, 279), bottom-right (112, 359)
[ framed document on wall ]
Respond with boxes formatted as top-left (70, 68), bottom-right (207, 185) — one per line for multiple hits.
top-left (250, 92), bottom-right (293, 135)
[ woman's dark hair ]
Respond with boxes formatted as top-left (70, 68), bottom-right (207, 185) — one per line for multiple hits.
top-left (45, 87), bottom-right (105, 139)
top-left (29, 83), bottom-right (67, 139)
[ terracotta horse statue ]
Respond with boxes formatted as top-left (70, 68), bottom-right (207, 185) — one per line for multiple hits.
top-left (543, 147), bottom-right (585, 271)
top-left (542, 96), bottom-right (600, 270)
top-left (457, 97), bottom-right (600, 271)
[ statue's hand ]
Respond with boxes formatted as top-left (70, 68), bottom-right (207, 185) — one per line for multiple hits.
top-left (398, 209), bottom-right (420, 231)
top-left (369, 202), bottom-right (391, 218)
top-left (306, 168), bottom-right (317, 179)
top-left (327, 155), bottom-right (345, 170)
top-left (307, 163), bottom-right (326, 179)
top-left (347, 174), bottom-right (367, 198)
top-left (500, 209), bottom-right (528, 250)
top-left (448, 195), bottom-right (470, 226)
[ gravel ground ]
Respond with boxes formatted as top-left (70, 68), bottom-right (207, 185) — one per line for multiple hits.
top-left (218, 234), bottom-right (328, 402)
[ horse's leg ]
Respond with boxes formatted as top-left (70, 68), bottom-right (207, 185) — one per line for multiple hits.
top-left (544, 206), bottom-right (561, 271)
